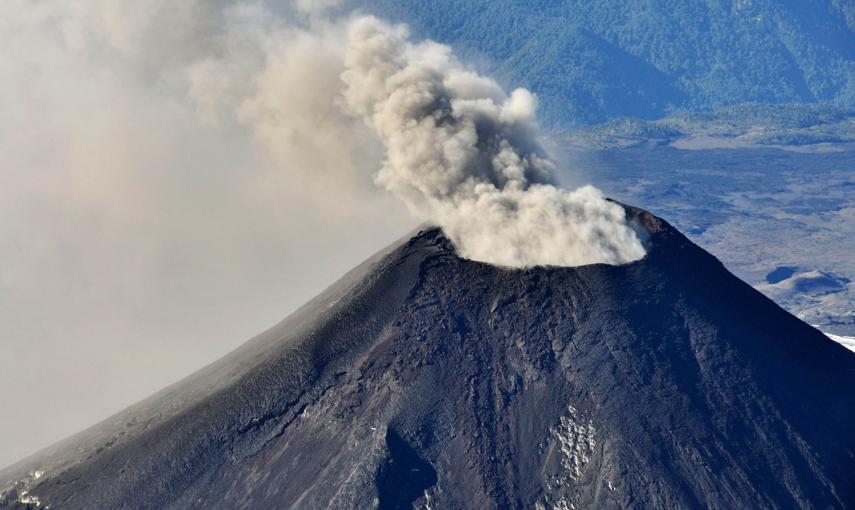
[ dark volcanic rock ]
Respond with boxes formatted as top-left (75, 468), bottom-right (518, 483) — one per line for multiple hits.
top-left (1, 206), bottom-right (854, 509)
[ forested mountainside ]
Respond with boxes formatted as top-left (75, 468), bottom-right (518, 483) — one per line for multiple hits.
top-left (348, 0), bottom-right (855, 126)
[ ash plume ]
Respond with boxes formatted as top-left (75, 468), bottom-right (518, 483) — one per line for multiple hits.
top-left (341, 17), bottom-right (646, 267)
top-left (0, 0), bottom-right (644, 468)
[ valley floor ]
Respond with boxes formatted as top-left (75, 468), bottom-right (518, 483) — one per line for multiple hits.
top-left (561, 141), bottom-right (855, 337)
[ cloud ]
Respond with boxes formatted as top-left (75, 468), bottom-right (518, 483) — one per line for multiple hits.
top-left (341, 17), bottom-right (645, 267)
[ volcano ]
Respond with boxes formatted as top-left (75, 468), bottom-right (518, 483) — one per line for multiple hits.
top-left (1, 205), bottom-right (853, 509)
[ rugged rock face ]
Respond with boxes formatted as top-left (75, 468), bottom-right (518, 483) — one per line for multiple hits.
top-left (2, 206), bottom-right (854, 509)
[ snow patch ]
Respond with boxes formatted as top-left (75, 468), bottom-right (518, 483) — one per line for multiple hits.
top-left (18, 489), bottom-right (43, 507)
top-left (824, 332), bottom-right (855, 353)
top-left (540, 406), bottom-right (597, 510)
top-left (553, 406), bottom-right (596, 482)
top-left (0, 469), bottom-right (49, 509)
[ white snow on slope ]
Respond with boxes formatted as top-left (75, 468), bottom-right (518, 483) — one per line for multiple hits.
top-left (824, 332), bottom-right (855, 353)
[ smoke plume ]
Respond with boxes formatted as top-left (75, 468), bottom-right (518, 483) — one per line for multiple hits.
top-left (341, 17), bottom-right (646, 267)
top-left (0, 1), bottom-right (644, 469)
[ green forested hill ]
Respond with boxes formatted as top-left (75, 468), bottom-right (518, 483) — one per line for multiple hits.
top-left (346, 0), bottom-right (855, 127)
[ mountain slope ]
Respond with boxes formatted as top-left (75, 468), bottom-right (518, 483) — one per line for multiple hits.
top-left (1, 206), bottom-right (854, 509)
top-left (345, 0), bottom-right (855, 126)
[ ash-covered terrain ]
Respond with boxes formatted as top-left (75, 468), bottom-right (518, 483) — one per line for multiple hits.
top-left (2, 206), bottom-right (853, 509)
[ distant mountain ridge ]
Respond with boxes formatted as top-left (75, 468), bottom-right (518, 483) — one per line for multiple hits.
top-left (566, 103), bottom-right (855, 148)
top-left (347, 0), bottom-right (855, 127)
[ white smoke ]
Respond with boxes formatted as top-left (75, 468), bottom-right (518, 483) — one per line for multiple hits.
top-left (294, 0), bottom-right (342, 15)
top-left (341, 17), bottom-right (646, 267)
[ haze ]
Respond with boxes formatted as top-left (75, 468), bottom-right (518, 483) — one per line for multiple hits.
top-left (0, 1), bottom-right (418, 469)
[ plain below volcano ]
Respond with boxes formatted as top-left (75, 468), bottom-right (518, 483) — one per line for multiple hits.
top-left (1, 205), bottom-right (853, 509)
